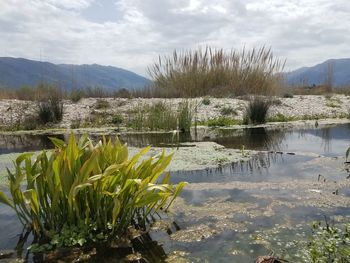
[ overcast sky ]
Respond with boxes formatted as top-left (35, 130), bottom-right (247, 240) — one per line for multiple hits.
top-left (0, 0), bottom-right (349, 77)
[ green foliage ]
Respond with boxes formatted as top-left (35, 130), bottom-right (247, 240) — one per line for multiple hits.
top-left (37, 100), bottom-right (63, 124)
top-left (205, 117), bottom-right (241, 127)
top-left (128, 101), bottom-right (193, 131)
top-left (148, 46), bottom-right (285, 97)
top-left (268, 113), bottom-right (295, 122)
top-left (346, 146), bottom-right (350, 162)
top-left (111, 114), bottom-right (124, 126)
top-left (202, 97), bottom-right (211, 105)
top-left (308, 222), bottom-right (350, 262)
top-left (243, 98), bottom-right (271, 125)
top-left (220, 106), bottom-right (237, 116)
top-left (95, 99), bottom-right (110, 109)
top-left (178, 100), bottom-right (193, 132)
top-left (70, 89), bottom-right (84, 103)
top-left (0, 134), bottom-right (186, 249)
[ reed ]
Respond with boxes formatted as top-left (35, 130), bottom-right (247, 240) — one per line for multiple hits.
top-left (148, 46), bottom-right (285, 97)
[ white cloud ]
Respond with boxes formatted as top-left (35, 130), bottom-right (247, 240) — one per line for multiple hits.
top-left (0, 0), bottom-right (349, 76)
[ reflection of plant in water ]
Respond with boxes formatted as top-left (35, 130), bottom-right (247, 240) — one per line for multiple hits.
top-left (0, 134), bottom-right (186, 253)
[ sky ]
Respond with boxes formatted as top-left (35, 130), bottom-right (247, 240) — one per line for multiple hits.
top-left (0, 0), bottom-right (349, 77)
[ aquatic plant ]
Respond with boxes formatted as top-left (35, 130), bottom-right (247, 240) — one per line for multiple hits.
top-left (308, 221), bottom-right (350, 262)
top-left (0, 134), bottom-right (186, 248)
top-left (128, 101), bottom-right (193, 131)
top-left (243, 98), bottom-right (271, 125)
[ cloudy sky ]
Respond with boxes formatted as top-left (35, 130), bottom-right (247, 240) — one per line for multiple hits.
top-left (0, 0), bottom-right (349, 77)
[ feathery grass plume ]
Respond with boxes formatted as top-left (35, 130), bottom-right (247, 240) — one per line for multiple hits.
top-left (148, 46), bottom-right (285, 97)
top-left (0, 134), bottom-right (186, 248)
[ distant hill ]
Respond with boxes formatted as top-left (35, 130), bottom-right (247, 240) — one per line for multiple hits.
top-left (284, 58), bottom-right (350, 87)
top-left (0, 57), bottom-right (151, 90)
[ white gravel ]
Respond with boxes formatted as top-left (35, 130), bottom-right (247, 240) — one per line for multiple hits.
top-left (0, 95), bottom-right (349, 129)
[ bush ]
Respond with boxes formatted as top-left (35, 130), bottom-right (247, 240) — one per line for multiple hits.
top-left (243, 98), bottom-right (271, 124)
top-left (0, 134), bottom-right (186, 249)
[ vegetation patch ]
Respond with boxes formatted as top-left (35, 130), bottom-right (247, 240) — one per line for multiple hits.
top-left (243, 98), bottom-right (271, 125)
top-left (0, 134), bottom-right (186, 251)
top-left (268, 113), bottom-right (296, 122)
top-left (203, 117), bottom-right (241, 127)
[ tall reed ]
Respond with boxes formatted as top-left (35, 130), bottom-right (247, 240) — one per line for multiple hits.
top-left (148, 46), bottom-right (285, 97)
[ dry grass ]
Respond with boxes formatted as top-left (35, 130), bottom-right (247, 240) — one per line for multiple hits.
top-left (148, 46), bottom-right (285, 97)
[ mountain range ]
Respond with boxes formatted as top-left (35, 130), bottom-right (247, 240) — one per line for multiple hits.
top-left (1, 57), bottom-right (350, 90)
top-left (284, 58), bottom-right (350, 87)
top-left (0, 57), bottom-right (151, 91)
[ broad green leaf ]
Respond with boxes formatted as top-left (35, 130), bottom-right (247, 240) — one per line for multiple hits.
top-left (49, 137), bottom-right (66, 149)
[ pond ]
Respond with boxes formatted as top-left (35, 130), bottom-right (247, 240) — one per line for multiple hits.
top-left (0, 123), bottom-right (349, 262)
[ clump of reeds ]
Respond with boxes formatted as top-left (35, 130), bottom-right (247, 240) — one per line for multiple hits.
top-left (148, 46), bottom-right (285, 97)
top-left (243, 97), bottom-right (271, 124)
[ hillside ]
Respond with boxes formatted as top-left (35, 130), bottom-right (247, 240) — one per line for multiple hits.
top-left (285, 58), bottom-right (350, 87)
top-left (0, 57), bottom-right (151, 90)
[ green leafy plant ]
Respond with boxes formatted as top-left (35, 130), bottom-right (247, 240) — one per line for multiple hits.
top-left (0, 134), bottom-right (186, 249)
top-left (308, 221), bottom-right (350, 262)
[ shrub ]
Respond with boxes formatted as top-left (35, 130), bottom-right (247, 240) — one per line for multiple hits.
top-left (0, 134), bottom-right (186, 249)
top-left (148, 46), bottom-right (285, 97)
top-left (243, 98), bottom-right (271, 124)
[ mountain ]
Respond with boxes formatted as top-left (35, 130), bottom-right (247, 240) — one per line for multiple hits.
top-left (284, 58), bottom-right (350, 87)
top-left (0, 57), bottom-right (151, 90)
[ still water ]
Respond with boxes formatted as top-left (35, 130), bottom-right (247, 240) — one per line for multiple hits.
top-left (0, 123), bottom-right (349, 262)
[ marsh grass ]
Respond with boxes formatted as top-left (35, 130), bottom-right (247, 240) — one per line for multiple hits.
top-left (243, 98), bottom-right (271, 124)
top-left (128, 100), bottom-right (193, 131)
top-left (0, 134), bottom-right (186, 249)
top-left (148, 46), bottom-right (285, 97)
